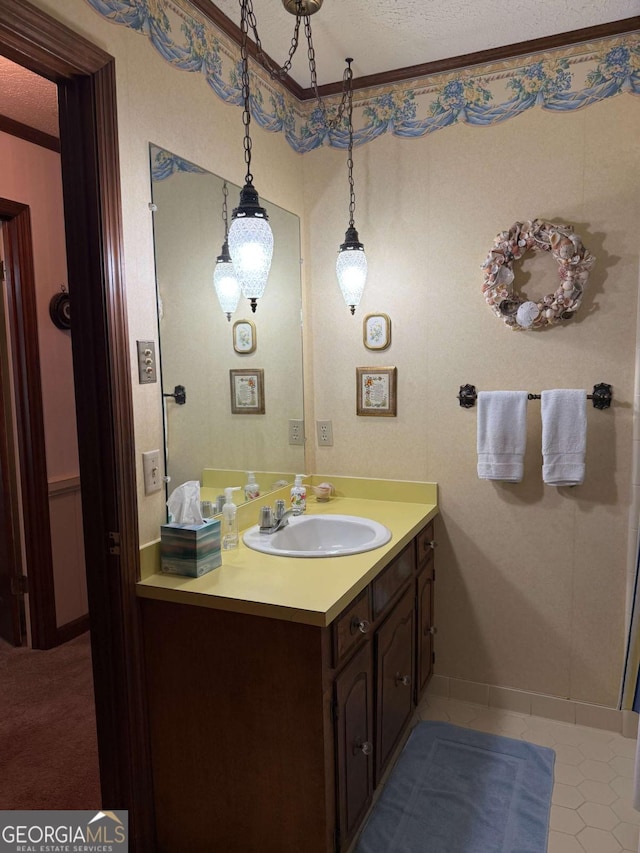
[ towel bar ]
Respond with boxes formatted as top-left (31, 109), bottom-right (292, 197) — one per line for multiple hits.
top-left (458, 383), bottom-right (612, 410)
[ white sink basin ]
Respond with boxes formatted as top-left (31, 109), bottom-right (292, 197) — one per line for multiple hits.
top-left (242, 514), bottom-right (392, 558)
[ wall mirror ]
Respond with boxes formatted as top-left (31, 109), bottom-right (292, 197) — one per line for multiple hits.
top-left (149, 145), bottom-right (305, 509)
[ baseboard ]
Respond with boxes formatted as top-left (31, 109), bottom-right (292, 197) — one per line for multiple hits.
top-left (427, 675), bottom-right (639, 738)
top-left (56, 614), bottom-right (90, 645)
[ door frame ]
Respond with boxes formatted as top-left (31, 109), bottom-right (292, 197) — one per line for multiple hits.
top-left (0, 2), bottom-right (155, 848)
top-left (0, 219), bottom-right (25, 647)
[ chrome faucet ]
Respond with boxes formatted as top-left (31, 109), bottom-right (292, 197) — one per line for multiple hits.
top-left (259, 499), bottom-right (301, 534)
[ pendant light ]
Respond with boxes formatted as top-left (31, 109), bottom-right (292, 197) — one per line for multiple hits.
top-left (336, 58), bottom-right (367, 315)
top-left (227, 0), bottom-right (274, 313)
top-left (213, 181), bottom-right (242, 321)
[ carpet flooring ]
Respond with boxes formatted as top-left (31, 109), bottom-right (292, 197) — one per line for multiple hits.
top-left (0, 632), bottom-right (101, 809)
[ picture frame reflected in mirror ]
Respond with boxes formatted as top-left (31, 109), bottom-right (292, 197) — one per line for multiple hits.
top-left (230, 368), bottom-right (265, 415)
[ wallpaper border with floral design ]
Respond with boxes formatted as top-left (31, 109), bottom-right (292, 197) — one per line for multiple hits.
top-left (85, 0), bottom-right (640, 153)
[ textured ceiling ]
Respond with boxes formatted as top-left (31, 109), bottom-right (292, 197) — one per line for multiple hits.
top-left (0, 56), bottom-right (58, 136)
top-left (213, 0), bottom-right (640, 86)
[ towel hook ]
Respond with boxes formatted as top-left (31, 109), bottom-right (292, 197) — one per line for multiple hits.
top-left (163, 384), bottom-right (186, 405)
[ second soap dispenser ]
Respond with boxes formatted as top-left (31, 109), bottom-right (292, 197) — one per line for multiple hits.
top-left (290, 475), bottom-right (307, 513)
top-left (222, 486), bottom-right (241, 550)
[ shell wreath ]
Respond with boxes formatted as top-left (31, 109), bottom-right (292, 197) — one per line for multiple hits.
top-left (481, 219), bottom-right (595, 330)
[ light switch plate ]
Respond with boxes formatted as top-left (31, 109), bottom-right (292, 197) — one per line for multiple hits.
top-left (142, 450), bottom-right (162, 494)
top-left (137, 340), bottom-right (157, 384)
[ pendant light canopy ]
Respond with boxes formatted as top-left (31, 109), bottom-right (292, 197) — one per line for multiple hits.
top-left (214, 183), bottom-right (242, 321)
top-left (336, 59), bottom-right (367, 315)
top-left (228, 0), bottom-right (274, 313)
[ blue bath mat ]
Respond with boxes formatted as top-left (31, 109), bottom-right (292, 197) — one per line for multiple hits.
top-left (356, 721), bottom-right (555, 853)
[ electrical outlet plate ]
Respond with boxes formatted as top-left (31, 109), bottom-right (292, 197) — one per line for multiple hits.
top-left (288, 419), bottom-right (305, 446)
top-left (316, 419), bottom-right (333, 446)
top-left (142, 450), bottom-right (162, 495)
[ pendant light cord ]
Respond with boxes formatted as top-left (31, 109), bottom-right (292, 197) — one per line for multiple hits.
top-left (345, 59), bottom-right (356, 229)
top-left (240, 0), bottom-right (350, 134)
top-left (246, 0), bottom-right (302, 80)
top-left (239, 0), bottom-right (254, 186)
top-left (221, 181), bottom-right (230, 238)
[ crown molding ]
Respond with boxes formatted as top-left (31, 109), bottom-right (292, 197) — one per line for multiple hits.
top-left (186, 4), bottom-right (640, 98)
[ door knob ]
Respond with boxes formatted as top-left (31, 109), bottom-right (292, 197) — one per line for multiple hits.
top-left (353, 740), bottom-right (372, 756)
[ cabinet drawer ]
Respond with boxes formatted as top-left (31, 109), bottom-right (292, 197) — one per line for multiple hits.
top-left (332, 588), bottom-right (372, 668)
top-left (416, 522), bottom-right (436, 570)
top-left (372, 541), bottom-right (415, 619)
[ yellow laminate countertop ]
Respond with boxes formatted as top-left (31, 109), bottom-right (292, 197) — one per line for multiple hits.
top-left (137, 495), bottom-right (438, 627)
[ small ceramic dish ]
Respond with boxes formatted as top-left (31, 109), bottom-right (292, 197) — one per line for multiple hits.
top-left (312, 483), bottom-right (333, 502)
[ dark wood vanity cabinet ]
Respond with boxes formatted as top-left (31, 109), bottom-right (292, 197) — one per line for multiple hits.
top-left (141, 519), bottom-right (436, 853)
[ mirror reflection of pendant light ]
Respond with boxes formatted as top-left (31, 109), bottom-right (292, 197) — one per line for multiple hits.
top-left (336, 59), bottom-right (367, 315)
top-left (214, 181), bottom-right (242, 321)
top-left (227, 0), bottom-right (274, 314)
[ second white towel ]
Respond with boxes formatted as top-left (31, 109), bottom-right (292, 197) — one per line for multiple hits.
top-left (477, 391), bottom-right (528, 482)
top-left (541, 389), bottom-right (587, 486)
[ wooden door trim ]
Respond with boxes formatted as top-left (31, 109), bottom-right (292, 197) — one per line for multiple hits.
top-left (0, 1), bottom-right (156, 848)
top-left (0, 224), bottom-right (23, 646)
top-left (0, 199), bottom-right (57, 649)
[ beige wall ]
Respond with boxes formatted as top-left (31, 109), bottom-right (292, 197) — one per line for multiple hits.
top-left (26, 0), bottom-right (640, 706)
top-left (0, 131), bottom-right (87, 628)
top-left (304, 99), bottom-right (640, 707)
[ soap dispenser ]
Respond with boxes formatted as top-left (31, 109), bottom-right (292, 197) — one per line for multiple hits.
top-left (244, 471), bottom-right (260, 502)
top-left (222, 487), bottom-right (241, 550)
top-left (290, 475), bottom-right (307, 513)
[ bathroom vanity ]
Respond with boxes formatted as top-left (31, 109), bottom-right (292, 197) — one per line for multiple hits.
top-left (138, 490), bottom-right (437, 852)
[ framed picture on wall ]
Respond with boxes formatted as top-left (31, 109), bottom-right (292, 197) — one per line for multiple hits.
top-left (363, 313), bottom-right (391, 351)
top-left (356, 366), bottom-right (397, 417)
top-left (230, 369), bottom-right (265, 414)
top-left (233, 319), bottom-right (256, 354)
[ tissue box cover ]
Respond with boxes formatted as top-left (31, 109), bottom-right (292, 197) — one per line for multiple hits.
top-left (160, 519), bottom-right (222, 578)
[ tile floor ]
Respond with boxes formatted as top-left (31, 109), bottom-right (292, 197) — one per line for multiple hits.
top-left (417, 693), bottom-right (639, 853)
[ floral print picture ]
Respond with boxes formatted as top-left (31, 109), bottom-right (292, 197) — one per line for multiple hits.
top-left (363, 313), bottom-right (391, 351)
top-left (356, 367), bottom-right (397, 417)
top-left (230, 369), bottom-right (265, 414)
top-left (233, 320), bottom-right (256, 354)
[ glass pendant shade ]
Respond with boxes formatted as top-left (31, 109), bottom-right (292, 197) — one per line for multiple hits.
top-left (336, 225), bottom-right (367, 314)
top-left (213, 239), bottom-right (242, 321)
top-left (228, 183), bottom-right (274, 312)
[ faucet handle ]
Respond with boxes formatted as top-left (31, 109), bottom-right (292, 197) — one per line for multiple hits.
top-left (274, 499), bottom-right (286, 521)
top-left (259, 505), bottom-right (274, 530)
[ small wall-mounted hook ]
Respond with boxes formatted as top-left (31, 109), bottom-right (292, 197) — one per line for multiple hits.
top-left (163, 384), bottom-right (186, 405)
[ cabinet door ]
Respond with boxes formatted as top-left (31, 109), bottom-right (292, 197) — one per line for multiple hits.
top-left (416, 561), bottom-right (435, 700)
top-left (375, 584), bottom-right (415, 783)
top-left (335, 641), bottom-right (374, 850)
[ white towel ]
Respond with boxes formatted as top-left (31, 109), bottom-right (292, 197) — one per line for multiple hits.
top-left (541, 389), bottom-right (587, 486)
top-left (477, 391), bottom-right (528, 482)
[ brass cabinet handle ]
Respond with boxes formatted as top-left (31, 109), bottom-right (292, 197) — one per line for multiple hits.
top-left (395, 672), bottom-right (411, 687)
top-left (351, 617), bottom-right (371, 635)
top-left (424, 625), bottom-right (438, 636)
top-left (353, 740), bottom-right (373, 756)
